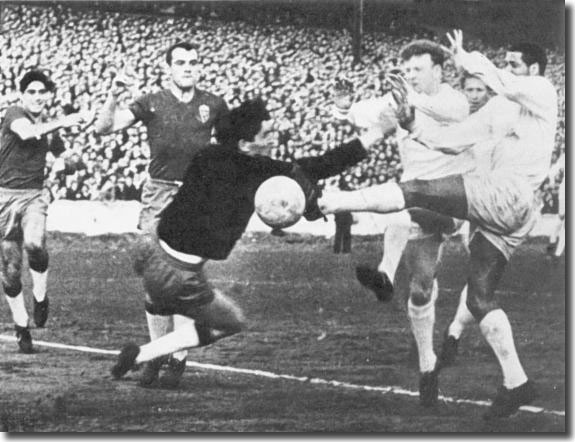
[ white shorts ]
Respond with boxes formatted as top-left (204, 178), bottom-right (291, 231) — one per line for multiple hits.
top-left (464, 172), bottom-right (538, 259)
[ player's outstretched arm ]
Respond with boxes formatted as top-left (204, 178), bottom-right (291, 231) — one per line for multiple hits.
top-left (94, 68), bottom-right (137, 134)
top-left (10, 109), bottom-right (95, 141)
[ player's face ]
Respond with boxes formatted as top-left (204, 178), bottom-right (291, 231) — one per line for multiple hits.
top-left (463, 77), bottom-right (489, 113)
top-left (240, 120), bottom-right (275, 156)
top-left (169, 48), bottom-right (201, 90)
top-left (402, 54), bottom-right (441, 95)
top-left (21, 81), bottom-right (50, 115)
top-left (504, 51), bottom-right (530, 76)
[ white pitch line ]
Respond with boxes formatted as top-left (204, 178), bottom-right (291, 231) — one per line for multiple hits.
top-left (0, 335), bottom-right (565, 418)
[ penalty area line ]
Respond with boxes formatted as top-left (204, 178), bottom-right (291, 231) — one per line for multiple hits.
top-left (0, 334), bottom-right (564, 418)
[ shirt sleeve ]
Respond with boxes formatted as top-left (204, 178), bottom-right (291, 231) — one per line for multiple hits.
top-left (411, 101), bottom-right (495, 155)
top-left (4, 106), bottom-right (29, 132)
top-left (457, 51), bottom-right (558, 120)
top-left (128, 94), bottom-right (152, 124)
top-left (295, 138), bottom-right (368, 180)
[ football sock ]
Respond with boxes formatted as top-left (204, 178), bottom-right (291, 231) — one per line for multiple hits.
top-left (448, 285), bottom-right (474, 339)
top-left (145, 312), bottom-right (173, 340)
top-left (136, 322), bottom-right (200, 364)
top-left (5, 292), bottom-right (29, 327)
top-left (172, 315), bottom-right (197, 361)
top-left (480, 309), bottom-right (528, 389)
top-left (408, 280), bottom-right (438, 373)
top-left (30, 269), bottom-right (48, 302)
top-left (325, 183), bottom-right (406, 214)
top-left (378, 211), bottom-right (411, 282)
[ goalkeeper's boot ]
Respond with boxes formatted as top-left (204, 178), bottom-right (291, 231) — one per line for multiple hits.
top-left (33, 296), bottom-right (49, 328)
top-left (355, 265), bottom-right (394, 302)
top-left (111, 343), bottom-right (140, 379)
top-left (419, 363), bottom-right (440, 407)
top-left (138, 356), bottom-right (167, 388)
top-left (15, 325), bottom-right (34, 354)
top-left (159, 356), bottom-right (187, 389)
top-left (483, 380), bottom-right (538, 420)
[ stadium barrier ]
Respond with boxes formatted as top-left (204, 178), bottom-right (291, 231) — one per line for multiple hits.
top-left (47, 200), bottom-right (559, 238)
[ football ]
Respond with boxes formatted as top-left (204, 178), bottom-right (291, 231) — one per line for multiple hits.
top-left (254, 176), bottom-right (306, 228)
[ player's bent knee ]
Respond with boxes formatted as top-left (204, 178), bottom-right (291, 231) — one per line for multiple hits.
top-left (465, 293), bottom-right (497, 321)
top-left (409, 279), bottom-right (434, 306)
top-left (3, 279), bottom-right (22, 297)
top-left (25, 244), bottom-right (49, 273)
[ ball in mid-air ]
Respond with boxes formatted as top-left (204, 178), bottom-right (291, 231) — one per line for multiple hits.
top-left (254, 176), bottom-right (306, 228)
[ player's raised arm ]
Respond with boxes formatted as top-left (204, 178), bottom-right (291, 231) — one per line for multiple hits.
top-left (446, 29), bottom-right (557, 121)
top-left (94, 68), bottom-right (137, 134)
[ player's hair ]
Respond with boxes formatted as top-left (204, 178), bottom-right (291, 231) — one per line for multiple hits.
top-left (400, 40), bottom-right (446, 67)
top-left (509, 42), bottom-right (547, 75)
top-left (460, 71), bottom-right (486, 89)
top-left (19, 70), bottom-right (55, 93)
top-left (166, 41), bottom-right (199, 65)
top-left (215, 98), bottom-right (270, 145)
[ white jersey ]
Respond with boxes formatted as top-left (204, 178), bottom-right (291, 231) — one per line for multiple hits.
top-left (340, 85), bottom-right (475, 182)
top-left (414, 51), bottom-right (558, 193)
top-left (400, 83), bottom-right (474, 181)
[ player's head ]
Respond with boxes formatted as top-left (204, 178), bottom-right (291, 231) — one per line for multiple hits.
top-left (19, 70), bottom-right (55, 116)
top-left (400, 40), bottom-right (446, 94)
top-left (460, 72), bottom-right (491, 113)
top-left (166, 41), bottom-right (201, 90)
top-left (505, 42), bottom-right (547, 76)
top-left (215, 98), bottom-right (274, 155)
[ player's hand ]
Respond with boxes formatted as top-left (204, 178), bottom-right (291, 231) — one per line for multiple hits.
top-left (111, 65), bottom-right (137, 96)
top-left (384, 73), bottom-right (415, 128)
top-left (289, 164), bottom-right (326, 221)
top-left (60, 113), bottom-right (86, 128)
top-left (446, 29), bottom-right (464, 55)
top-left (333, 76), bottom-right (354, 112)
top-left (77, 109), bottom-right (96, 129)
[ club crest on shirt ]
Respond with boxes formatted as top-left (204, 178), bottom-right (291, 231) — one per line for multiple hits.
top-left (198, 104), bottom-right (210, 123)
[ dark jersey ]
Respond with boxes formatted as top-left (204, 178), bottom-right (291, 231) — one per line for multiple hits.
top-left (157, 139), bottom-right (367, 260)
top-left (0, 106), bottom-right (66, 189)
top-left (129, 89), bottom-right (229, 181)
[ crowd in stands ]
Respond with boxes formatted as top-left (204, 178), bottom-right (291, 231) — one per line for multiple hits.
top-left (0, 3), bottom-right (565, 211)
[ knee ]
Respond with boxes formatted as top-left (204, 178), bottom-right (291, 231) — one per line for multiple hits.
top-left (2, 272), bottom-right (22, 297)
top-left (409, 280), bottom-right (434, 306)
top-left (465, 288), bottom-right (498, 321)
top-left (25, 243), bottom-right (49, 273)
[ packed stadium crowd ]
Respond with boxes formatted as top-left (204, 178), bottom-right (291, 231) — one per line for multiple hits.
top-left (0, 3), bottom-right (565, 211)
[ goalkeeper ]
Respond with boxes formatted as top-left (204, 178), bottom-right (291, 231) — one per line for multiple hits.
top-left (111, 98), bottom-right (383, 386)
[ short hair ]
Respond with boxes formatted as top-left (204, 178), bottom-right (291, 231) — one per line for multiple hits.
top-left (400, 40), bottom-right (447, 67)
top-left (19, 70), bottom-right (55, 93)
top-left (166, 41), bottom-right (199, 65)
top-left (460, 71), bottom-right (486, 89)
top-left (215, 98), bottom-right (270, 145)
top-left (509, 42), bottom-right (547, 75)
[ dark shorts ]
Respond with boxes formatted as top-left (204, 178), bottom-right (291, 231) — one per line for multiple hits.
top-left (131, 235), bottom-right (215, 316)
top-left (0, 187), bottom-right (49, 241)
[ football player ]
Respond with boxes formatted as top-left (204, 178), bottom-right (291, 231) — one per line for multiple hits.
top-left (110, 98), bottom-right (384, 386)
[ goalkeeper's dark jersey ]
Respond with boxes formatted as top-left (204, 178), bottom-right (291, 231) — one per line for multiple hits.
top-left (157, 139), bottom-right (367, 260)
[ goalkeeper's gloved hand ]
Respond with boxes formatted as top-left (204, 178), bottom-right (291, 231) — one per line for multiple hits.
top-left (289, 164), bottom-right (326, 222)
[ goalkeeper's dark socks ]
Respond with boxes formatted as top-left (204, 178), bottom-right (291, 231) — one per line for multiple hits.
top-left (355, 265), bottom-right (394, 302)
